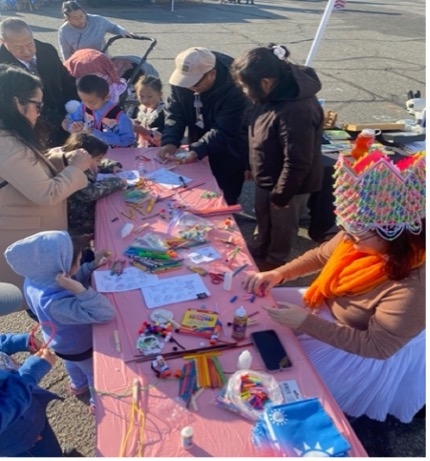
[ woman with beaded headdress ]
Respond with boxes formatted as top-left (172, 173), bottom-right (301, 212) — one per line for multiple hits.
top-left (244, 149), bottom-right (426, 423)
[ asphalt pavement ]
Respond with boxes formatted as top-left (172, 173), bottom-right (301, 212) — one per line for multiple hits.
top-left (0, 0), bottom-right (426, 457)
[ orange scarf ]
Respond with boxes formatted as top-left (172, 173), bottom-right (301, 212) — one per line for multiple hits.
top-left (303, 239), bottom-right (425, 308)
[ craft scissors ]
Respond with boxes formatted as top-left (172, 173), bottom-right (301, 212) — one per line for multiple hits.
top-left (208, 272), bottom-right (224, 284)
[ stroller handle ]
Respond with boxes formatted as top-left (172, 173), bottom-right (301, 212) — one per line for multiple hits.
top-left (102, 35), bottom-right (157, 54)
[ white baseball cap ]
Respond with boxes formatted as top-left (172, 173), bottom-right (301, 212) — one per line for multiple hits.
top-left (169, 47), bottom-right (216, 88)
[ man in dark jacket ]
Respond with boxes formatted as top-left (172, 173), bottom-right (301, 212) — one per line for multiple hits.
top-left (159, 47), bottom-right (249, 205)
top-left (0, 18), bottom-right (78, 147)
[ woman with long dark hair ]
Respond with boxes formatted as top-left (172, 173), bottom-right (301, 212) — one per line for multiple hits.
top-left (244, 149), bottom-right (426, 423)
top-left (231, 44), bottom-right (324, 267)
top-left (0, 64), bottom-right (91, 286)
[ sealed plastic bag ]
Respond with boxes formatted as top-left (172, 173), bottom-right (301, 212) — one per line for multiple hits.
top-left (216, 370), bottom-right (283, 421)
top-left (167, 210), bottom-right (214, 242)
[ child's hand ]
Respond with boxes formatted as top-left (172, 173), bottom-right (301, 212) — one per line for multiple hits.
top-left (28, 336), bottom-right (43, 353)
top-left (35, 348), bottom-right (57, 367)
top-left (93, 250), bottom-right (111, 268)
top-left (70, 121), bottom-right (85, 133)
top-left (149, 130), bottom-right (161, 147)
top-left (132, 120), bottom-right (143, 133)
top-left (56, 272), bottom-right (86, 294)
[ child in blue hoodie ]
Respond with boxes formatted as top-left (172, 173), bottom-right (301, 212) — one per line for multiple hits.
top-left (0, 282), bottom-right (62, 456)
top-left (63, 74), bottom-right (136, 148)
top-left (5, 230), bottom-right (116, 411)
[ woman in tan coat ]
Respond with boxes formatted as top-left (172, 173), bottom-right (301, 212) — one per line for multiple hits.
top-left (0, 64), bottom-right (92, 287)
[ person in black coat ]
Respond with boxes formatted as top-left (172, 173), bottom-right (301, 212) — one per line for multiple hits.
top-left (159, 47), bottom-right (250, 205)
top-left (0, 18), bottom-right (78, 147)
top-left (231, 44), bottom-right (324, 266)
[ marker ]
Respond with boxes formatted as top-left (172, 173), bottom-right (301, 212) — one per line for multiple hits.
top-left (229, 295), bottom-right (238, 303)
top-left (113, 330), bottom-right (121, 352)
top-left (179, 176), bottom-right (187, 188)
top-left (146, 196), bottom-right (157, 213)
top-left (232, 263), bottom-right (248, 277)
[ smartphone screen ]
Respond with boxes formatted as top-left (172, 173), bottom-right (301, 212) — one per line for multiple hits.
top-left (251, 329), bottom-right (292, 372)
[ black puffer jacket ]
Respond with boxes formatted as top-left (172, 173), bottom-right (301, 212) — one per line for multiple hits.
top-left (162, 51), bottom-right (250, 171)
top-left (249, 62), bottom-right (324, 207)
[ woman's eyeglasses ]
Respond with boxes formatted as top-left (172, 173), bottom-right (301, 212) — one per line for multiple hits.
top-left (344, 231), bottom-right (376, 243)
top-left (19, 98), bottom-right (44, 114)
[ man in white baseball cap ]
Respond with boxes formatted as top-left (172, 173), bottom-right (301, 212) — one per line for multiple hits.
top-left (169, 47), bottom-right (216, 88)
top-left (159, 46), bottom-right (250, 205)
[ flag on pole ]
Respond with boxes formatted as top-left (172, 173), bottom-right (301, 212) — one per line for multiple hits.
top-left (334, 0), bottom-right (346, 10)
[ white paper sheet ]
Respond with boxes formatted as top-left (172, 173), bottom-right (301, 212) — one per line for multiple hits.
top-left (141, 273), bottom-right (210, 309)
top-left (96, 170), bottom-right (140, 185)
top-left (279, 379), bottom-right (304, 403)
top-left (187, 246), bottom-right (221, 264)
top-left (93, 267), bottom-right (158, 292)
top-left (144, 168), bottom-right (192, 189)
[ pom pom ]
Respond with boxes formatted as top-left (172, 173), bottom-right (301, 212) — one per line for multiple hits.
top-left (120, 223), bottom-right (134, 238)
top-left (273, 45), bottom-right (287, 60)
top-left (65, 99), bottom-right (81, 114)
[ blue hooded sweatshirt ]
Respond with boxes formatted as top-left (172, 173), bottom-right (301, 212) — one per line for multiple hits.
top-left (0, 333), bottom-right (58, 456)
top-left (4, 231), bottom-right (116, 358)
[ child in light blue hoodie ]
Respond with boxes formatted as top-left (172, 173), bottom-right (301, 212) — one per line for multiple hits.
top-left (5, 230), bottom-right (116, 411)
top-left (63, 73), bottom-right (136, 148)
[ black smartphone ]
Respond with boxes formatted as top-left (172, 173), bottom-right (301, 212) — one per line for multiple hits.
top-left (251, 329), bottom-right (292, 372)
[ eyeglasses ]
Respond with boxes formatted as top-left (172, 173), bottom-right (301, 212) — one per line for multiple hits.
top-left (19, 98), bottom-right (44, 114)
top-left (344, 231), bottom-right (376, 243)
top-left (190, 69), bottom-right (214, 89)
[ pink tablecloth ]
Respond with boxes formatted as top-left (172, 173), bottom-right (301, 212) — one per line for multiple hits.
top-left (93, 147), bottom-right (368, 457)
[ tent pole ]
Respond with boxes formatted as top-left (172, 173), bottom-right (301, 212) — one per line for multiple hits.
top-left (305, 0), bottom-right (336, 66)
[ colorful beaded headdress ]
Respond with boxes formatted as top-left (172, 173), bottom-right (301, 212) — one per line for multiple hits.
top-left (333, 150), bottom-right (426, 240)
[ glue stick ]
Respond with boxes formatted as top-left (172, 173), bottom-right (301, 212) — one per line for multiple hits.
top-left (180, 426), bottom-right (194, 449)
top-left (223, 270), bottom-right (233, 291)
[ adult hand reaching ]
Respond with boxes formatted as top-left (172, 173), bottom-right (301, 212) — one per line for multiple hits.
top-left (243, 269), bottom-right (283, 296)
top-left (68, 148), bottom-right (92, 172)
top-left (263, 302), bottom-right (309, 329)
top-left (179, 150), bottom-right (198, 164)
top-left (158, 144), bottom-right (177, 161)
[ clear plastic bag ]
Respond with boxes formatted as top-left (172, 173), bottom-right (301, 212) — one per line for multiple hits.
top-left (167, 210), bottom-right (214, 242)
top-left (215, 369), bottom-right (283, 421)
top-left (133, 232), bottom-right (169, 251)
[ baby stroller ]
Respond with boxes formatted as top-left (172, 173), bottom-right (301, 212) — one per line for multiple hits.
top-left (65, 34), bottom-right (158, 117)
top-left (104, 34), bottom-right (158, 116)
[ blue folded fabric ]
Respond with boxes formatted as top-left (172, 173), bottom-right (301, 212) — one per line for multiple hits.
top-left (252, 398), bottom-right (351, 457)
